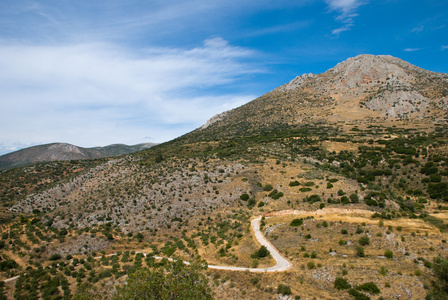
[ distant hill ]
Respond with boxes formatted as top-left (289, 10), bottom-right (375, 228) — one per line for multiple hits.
top-left (0, 142), bottom-right (157, 170)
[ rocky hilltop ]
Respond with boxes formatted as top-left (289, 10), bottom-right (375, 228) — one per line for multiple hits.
top-left (0, 142), bottom-right (157, 170)
top-left (188, 54), bottom-right (448, 142)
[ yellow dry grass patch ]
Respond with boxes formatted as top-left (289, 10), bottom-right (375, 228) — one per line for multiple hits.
top-left (266, 207), bottom-right (440, 234)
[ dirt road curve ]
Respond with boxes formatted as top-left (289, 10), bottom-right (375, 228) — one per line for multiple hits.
top-left (153, 215), bottom-right (292, 272)
top-left (206, 215), bottom-right (292, 272)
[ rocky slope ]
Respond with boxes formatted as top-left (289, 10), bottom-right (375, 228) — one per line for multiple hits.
top-left (183, 54), bottom-right (448, 143)
top-left (0, 142), bottom-right (156, 170)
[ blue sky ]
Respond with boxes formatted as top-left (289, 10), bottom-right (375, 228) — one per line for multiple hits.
top-left (0, 0), bottom-right (447, 155)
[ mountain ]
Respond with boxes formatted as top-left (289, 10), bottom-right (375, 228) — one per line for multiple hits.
top-left (0, 142), bottom-right (157, 170)
top-left (1, 55), bottom-right (448, 300)
top-left (182, 54), bottom-right (448, 143)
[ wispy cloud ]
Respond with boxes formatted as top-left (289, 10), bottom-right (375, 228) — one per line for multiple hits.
top-left (324, 0), bottom-right (367, 35)
top-left (411, 25), bottom-right (424, 33)
top-left (244, 21), bottom-right (312, 37)
top-left (442, 45), bottom-right (448, 50)
top-left (404, 48), bottom-right (422, 52)
top-left (0, 38), bottom-right (259, 151)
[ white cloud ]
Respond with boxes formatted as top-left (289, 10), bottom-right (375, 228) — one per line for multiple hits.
top-left (404, 48), bottom-right (422, 52)
top-left (325, 0), bottom-right (367, 36)
top-left (0, 38), bottom-right (259, 152)
top-left (442, 45), bottom-right (448, 50)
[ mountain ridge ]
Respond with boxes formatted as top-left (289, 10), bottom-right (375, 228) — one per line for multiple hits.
top-left (186, 54), bottom-right (447, 143)
top-left (0, 142), bottom-right (157, 170)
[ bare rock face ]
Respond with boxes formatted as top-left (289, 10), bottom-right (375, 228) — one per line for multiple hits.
top-left (365, 90), bottom-right (430, 118)
top-left (329, 54), bottom-right (414, 90)
top-left (201, 111), bottom-right (228, 129)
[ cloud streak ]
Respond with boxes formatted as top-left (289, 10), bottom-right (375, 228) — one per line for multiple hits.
top-left (325, 0), bottom-right (367, 35)
top-left (0, 38), bottom-right (259, 153)
top-left (404, 48), bottom-right (422, 52)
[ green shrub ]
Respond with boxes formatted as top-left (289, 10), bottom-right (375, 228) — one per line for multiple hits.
top-left (306, 194), bottom-right (322, 204)
top-left (334, 277), bottom-right (351, 290)
top-left (356, 282), bottom-right (380, 294)
top-left (341, 196), bottom-right (350, 204)
top-left (290, 219), bottom-right (303, 227)
top-left (356, 246), bottom-right (365, 257)
top-left (358, 236), bottom-right (370, 246)
top-left (263, 184), bottom-right (273, 191)
top-left (350, 193), bottom-right (359, 203)
top-left (240, 193), bottom-right (249, 201)
top-left (289, 181), bottom-right (300, 187)
top-left (277, 284), bottom-right (292, 295)
top-left (251, 246), bottom-right (270, 259)
top-left (348, 288), bottom-right (371, 300)
top-left (384, 250), bottom-right (393, 259)
top-left (49, 254), bottom-right (62, 261)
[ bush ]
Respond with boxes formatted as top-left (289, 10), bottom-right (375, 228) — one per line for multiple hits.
top-left (306, 194), bottom-right (321, 204)
top-left (0, 259), bottom-right (18, 271)
top-left (240, 193), bottom-right (249, 201)
top-left (289, 181), bottom-right (300, 187)
top-left (356, 282), bottom-right (380, 294)
top-left (290, 219), bottom-right (303, 227)
top-left (356, 246), bottom-right (365, 257)
top-left (268, 190), bottom-right (284, 199)
top-left (251, 246), bottom-right (270, 259)
top-left (350, 193), bottom-right (359, 203)
top-left (334, 277), bottom-right (351, 290)
top-left (384, 250), bottom-right (393, 259)
top-left (49, 254), bottom-right (62, 261)
top-left (277, 284), bottom-right (292, 295)
top-left (348, 288), bottom-right (371, 300)
top-left (263, 184), bottom-right (273, 191)
top-left (341, 196), bottom-right (350, 204)
top-left (358, 236), bottom-right (370, 246)
top-left (365, 199), bottom-right (378, 206)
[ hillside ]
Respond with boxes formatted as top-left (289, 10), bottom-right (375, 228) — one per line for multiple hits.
top-left (179, 54), bottom-right (448, 143)
top-left (0, 142), bottom-right (157, 170)
top-left (0, 54), bottom-right (448, 300)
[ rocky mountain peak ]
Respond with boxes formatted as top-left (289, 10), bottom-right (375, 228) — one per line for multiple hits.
top-left (328, 54), bottom-right (414, 89)
top-left (197, 54), bottom-right (448, 140)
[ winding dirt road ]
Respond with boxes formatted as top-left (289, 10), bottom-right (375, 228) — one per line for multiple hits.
top-left (206, 216), bottom-right (292, 272)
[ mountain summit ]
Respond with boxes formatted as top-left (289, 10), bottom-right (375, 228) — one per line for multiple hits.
top-left (191, 54), bottom-right (448, 142)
